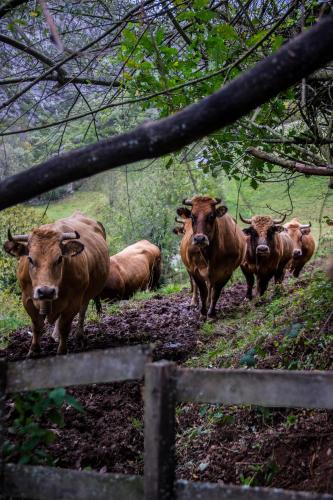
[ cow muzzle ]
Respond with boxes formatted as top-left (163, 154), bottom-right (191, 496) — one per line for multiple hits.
top-left (192, 234), bottom-right (209, 247)
top-left (34, 286), bottom-right (58, 301)
top-left (293, 249), bottom-right (302, 258)
top-left (256, 244), bottom-right (270, 255)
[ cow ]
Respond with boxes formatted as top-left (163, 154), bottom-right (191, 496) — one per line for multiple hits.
top-left (176, 196), bottom-right (246, 319)
top-left (99, 240), bottom-right (161, 301)
top-left (4, 213), bottom-right (109, 356)
top-left (240, 214), bottom-right (293, 299)
top-left (283, 218), bottom-right (315, 277)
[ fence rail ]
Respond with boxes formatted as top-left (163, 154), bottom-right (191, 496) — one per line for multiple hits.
top-left (1, 350), bottom-right (333, 500)
top-left (5, 344), bottom-right (151, 393)
top-left (4, 465), bottom-right (333, 500)
top-left (175, 368), bottom-right (333, 408)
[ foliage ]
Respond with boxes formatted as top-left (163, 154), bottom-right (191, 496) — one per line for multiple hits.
top-left (0, 206), bottom-right (49, 291)
top-left (4, 388), bottom-right (83, 465)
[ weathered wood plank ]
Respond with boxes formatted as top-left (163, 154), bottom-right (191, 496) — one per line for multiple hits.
top-left (175, 369), bottom-right (333, 408)
top-left (4, 464), bottom-right (143, 500)
top-left (176, 480), bottom-right (333, 499)
top-left (0, 360), bottom-right (6, 497)
top-left (144, 361), bottom-right (176, 500)
top-left (6, 345), bottom-right (151, 393)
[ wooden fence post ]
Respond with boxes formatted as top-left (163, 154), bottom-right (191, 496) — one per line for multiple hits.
top-left (144, 361), bottom-right (176, 500)
top-left (0, 359), bottom-right (7, 499)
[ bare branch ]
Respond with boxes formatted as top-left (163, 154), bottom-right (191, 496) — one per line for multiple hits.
top-left (247, 147), bottom-right (333, 175)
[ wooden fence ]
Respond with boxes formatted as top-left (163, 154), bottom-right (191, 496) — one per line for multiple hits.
top-left (1, 348), bottom-right (333, 500)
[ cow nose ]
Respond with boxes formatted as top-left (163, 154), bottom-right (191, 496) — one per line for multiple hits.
top-left (293, 249), bottom-right (302, 257)
top-left (256, 244), bottom-right (269, 255)
top-left (193, 234), bottom-right (209, 246)
top-left (36, 286), bottom-right (56, 300)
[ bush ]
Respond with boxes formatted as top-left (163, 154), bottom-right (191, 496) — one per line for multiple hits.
top-left (0, 206), bottom-right (48, 290)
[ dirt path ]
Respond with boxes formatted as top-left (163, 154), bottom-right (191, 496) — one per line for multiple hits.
top-left (3, 281), bottom-right (333, 492)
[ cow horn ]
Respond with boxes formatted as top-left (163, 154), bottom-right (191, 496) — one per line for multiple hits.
top-left (239, 213), bottom-right (252, 224)
top-left (61, 231), bottom-right (80, 241)
top-left (182, 198), bottom-right (192, 206)
top-left (7, 229), bottom-right (29, 242)
top-left (175, 217), bottom-right (184, 224)
top-left (212, 197), bottom-right (222, 205)
top-left (273, 214), bottom-right (287, 224)
top-left (300, 223), bottom-right (311, 229)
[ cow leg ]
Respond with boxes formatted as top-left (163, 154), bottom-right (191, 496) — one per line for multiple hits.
top-left (292, 265), bottom-right (303, 278)
top-left (52, 319), bottom-right (60, 342)
top-left (190, 275), bottom-right (199, 308)
top-left (57, 312), bottom-right (76, 355)
top-left (76, 299), bottom-right (89, 347)
top-left (257, 274), bottom-right (272, 296)
top-left (194, 276), bottom-right (208, 317)
top-left (208, 278), bottom-right (229, 319)
top-left (241, 266), bottom-right (254, 300)
top-left (25, 300), bottom-right (44, 357)
top-left (275, 264), bottom-right (288, 284)
top-left (28, 316), bottom-right (45, 357)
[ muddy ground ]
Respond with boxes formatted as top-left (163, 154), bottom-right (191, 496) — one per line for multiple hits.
top-left (2, 281), bottom-right (333, 493)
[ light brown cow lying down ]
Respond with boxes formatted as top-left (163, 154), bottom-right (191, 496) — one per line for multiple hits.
top-left (100, 240), bottom-right (161, 301)
top-left (4, 213), bottom-right (109, 356)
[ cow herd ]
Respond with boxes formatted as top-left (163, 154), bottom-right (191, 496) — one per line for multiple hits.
top-left (4, 196), bottom-right (315, 357)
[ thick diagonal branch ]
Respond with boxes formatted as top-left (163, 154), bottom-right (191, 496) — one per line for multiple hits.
top-left (247, 147), bottom-right (333, 175)
top-left (0, 12), bottom-right (333, 210)
top-left (0, 34), bottom-right (66, 80)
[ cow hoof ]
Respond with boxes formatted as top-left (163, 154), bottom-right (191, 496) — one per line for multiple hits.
top-left (207, 315), bottom-right (217, 323)
top-left (57, 346), bottom-right (68, 355)
top-left (76, 336), bottom-right (87, 348)
top-left (27, 347), bottom-right (41, 358)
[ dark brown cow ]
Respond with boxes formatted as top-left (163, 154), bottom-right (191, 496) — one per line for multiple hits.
top-left (283, 218), bottom-right (315, 277)
top-left (240, 214), bottom-right (293, 299)
top-left (99, 240), bottom-right (161, 301)
top-left (177, 196), bottom-right (246, 318)
top-left (4, 213), bottom-right (109, 356)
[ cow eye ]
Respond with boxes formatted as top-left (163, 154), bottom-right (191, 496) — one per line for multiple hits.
top-left (28, 256), bottom-right (34, 266)
top-left (191, 214), bottom-right (196, 222)
top-left (207, 214), bottom-right (215, 222)
top-left (56, 255), bottom-right (63, 265)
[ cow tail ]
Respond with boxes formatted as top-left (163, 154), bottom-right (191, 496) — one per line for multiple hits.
top-left (94, 296), bottom-right (102, 315)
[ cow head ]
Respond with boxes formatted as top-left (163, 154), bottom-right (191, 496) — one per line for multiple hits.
top-left (4, 228), bottom-right (84, 301)
top-left (284, 218), bottom-right (311, 258)
top-left (240, 214), bottom-right (286, 257)
top-left (177, 196), bottom-right (228, 247)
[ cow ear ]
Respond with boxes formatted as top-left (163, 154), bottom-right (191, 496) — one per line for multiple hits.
top-left (61, 240), bottom-right (84, 257)
top-left (3, 240), bottom-right (28, 258)
top-left (301, 228), bottom-right (311, 235)
top-left (242, 227), bottom-right (252, 235)
top-left (176, 207), bottom-right (191, 218)
top-left (216, 205), bottom-right (228, 218)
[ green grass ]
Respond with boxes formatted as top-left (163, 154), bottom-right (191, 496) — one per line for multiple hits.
top-left (188, 266), bottom-right (333, 371)
top-left (0, 290), bottom-right (30, 347)
top-left (35, 191), bottom-right (110, 222)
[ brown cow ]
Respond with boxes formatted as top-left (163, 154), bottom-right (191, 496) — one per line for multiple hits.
top-left (283, 218), bottom-right (315, 277)
top-left (99, 240), bottom-right (161, 301)
top-left (4, 213), bottom-right (109, 356)
top-left (240, 214), bottom-right (293, 299)
top-left (177, 196), bottom-right (246, 318)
